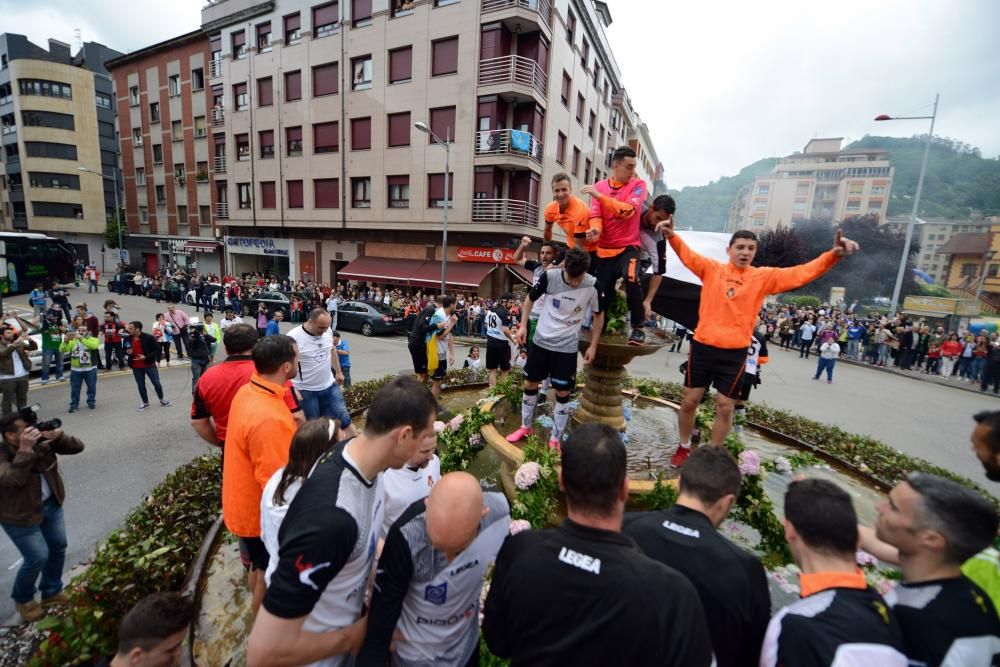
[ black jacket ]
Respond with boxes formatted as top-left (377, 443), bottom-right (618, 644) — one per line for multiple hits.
top-left (126, 332), bottom-right (160, 367)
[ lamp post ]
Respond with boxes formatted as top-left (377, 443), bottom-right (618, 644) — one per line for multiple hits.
top-left (77, 164), bottom-right (123, 266)
top-left (414, 121), bottom-right (451, 295)
top-left (874, 93), bottom-right (939, 316)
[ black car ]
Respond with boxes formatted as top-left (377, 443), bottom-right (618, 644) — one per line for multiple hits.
top-left (245, 290), bottom-right (293, 318)
top-left (336, 300), bottom-right (406, 336)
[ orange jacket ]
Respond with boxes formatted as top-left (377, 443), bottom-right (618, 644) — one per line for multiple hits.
top-left (544, 197), bottom-right (596, 252)
top-left (222, 373), bottom-right (297, 537)
top-left (669, 235), bottom-right (841, 350)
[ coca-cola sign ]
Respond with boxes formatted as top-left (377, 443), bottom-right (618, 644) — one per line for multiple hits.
top-left (456, 246), bottom-right (516, 264)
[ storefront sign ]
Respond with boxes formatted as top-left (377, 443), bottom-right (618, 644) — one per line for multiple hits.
top-left (457, 246), bottom-right (516, 264)
top-left (225, 236), bottom-right (290, 257)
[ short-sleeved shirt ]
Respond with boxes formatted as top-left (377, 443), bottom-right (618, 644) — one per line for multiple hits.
top-left (288, 324), bottom-right (335, 392)
top-left (544, 196), bottom-right (594, 251)
top-left (523, 260), bottom-right (547, 320)
top-left (427, 308), bottom-right (450, 357)
top-left (380, 456), bottom-right (441, 537)
top-left (528, 269), bottom-right (601, 354)
top-left (485, 305), bottom-right (512, 344)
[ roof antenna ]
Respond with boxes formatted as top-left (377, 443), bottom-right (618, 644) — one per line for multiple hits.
top-left (74, 28), bottom-right (82, 51)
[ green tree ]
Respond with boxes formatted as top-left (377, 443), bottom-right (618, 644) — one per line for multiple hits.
top-left (105, 207), bottom-right (126, 250)
top-left (752, 224), bottom-right (806, 268)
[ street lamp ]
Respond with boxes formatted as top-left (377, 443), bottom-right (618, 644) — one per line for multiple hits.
top-left (874, 93), bottom-right (939, 316)
top-left (77, 165), bottom-right (123, 266)
top-left (414, 121), bottom-right (451, 295)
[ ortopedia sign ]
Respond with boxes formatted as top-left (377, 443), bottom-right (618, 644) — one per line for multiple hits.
top-left (457, 246), bottom-right (516, 264)
top-left (225, 236), bottom-right (290, 257)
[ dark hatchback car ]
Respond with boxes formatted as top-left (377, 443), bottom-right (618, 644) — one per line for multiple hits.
top-left (244, 290), bottom-right (293, 318)
top-left (336, 300), bottom-right (406, 336)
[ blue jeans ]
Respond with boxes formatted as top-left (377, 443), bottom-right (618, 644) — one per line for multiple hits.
top-left (814, 357), bottom-right (836, 381)
top-left (341, 366), bottom-right (352, 388)
top-left (132, 366), bottom-right (165, 404)
top-left (846, 340), bottom-right (861, 359)
top-left (191, 357), bottom-right (210, 393)
top-left (959, 356), bottom-right (974, 379)
top-left (40, 349), bottom-right (64, 382)
top-left (2, 498), bottom-right (67, 603)
top-left (972, 357), bottom-right (987, 382)
top-left (298, 383), bottom-right (352, 427)
top-left (69, 368), bottom-right (97, 409)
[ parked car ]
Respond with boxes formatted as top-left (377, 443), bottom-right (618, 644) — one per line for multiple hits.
top-left (244, 290), bottom-right (293, 319)
top-left (184, 283), bottom-right (224, 309)
top-left (336, 300), bottom-right (406, 337)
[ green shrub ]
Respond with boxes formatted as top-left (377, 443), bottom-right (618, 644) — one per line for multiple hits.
top-left (782, 295), bottom-right (822, 309)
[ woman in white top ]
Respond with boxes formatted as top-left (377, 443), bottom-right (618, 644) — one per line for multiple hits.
top-left (463, 346), bottom-right (482, 370)
top-left (260, 418), bottom-right (340, 586)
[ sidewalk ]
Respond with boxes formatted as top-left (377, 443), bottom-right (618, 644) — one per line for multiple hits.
top-left (770, 344), bottom-right (998, 396)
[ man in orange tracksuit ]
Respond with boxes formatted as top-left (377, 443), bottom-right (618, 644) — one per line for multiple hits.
top-left (543, 172), bottom-right (595, 253)
top-left (664, 224), bottom-right (859, 466)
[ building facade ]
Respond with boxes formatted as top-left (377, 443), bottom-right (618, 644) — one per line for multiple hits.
top-left (728, 138), bottom-right (894, 233)
top-left (935, 223), bottom-right (1000, 303)
top-left (174, 0), bottom-right (660, 293)
top-left (106, 31), bottom-right (225, 277)
top-left (0, 34), bottom-right (123, 266)
top-left (884, 216), bottom-right (991, 287)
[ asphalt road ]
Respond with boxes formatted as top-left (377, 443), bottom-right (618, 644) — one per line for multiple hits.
top-left (1, 284), bottom-right (996, 624)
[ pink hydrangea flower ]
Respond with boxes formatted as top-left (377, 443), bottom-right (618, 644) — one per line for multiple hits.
top-left (509, 519), bottom-right (532, 535)
top-left (433, 420), bottom-right (446, 433)
top-left (738, 450), bottom-right (761, 476)
top-left (514, 461), bottom-right (542, 490)
top-left (774, 456), bottom-right (793, 474)
top-left (856, 550), bottom-right (879, 567)
top-left (877, 579), bottom-right (896, 596)
top-left (448, 413), bottom-right (465, 431)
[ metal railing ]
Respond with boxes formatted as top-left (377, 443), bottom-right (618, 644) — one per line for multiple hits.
top-left (211, 108), bottom-right (224, 127)
top-left (474, 129), bottom-right (543, 165)
top-left (478, 55), bottom-right (547, 97)
top-left (209, 59), bottom-right (223, 78)
top-left (481, 0), bottom-right (551, 24)
top-left (213, 156), bottom-right (226, 173)
top-left (471, 198), bottom-right (539, 226)
top-left (215, 202), bottom-right (229, 219)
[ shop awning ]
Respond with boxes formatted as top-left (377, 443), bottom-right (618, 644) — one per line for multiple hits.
top-left (507, 265), bottom-right (535, 285)
top-left (410, 261), bottom-right (496, 289)
top-left (337, 256), bottom-right (426, 283)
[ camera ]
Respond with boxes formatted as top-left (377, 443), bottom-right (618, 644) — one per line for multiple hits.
top-left (18, 404), bottom-right (62, 432)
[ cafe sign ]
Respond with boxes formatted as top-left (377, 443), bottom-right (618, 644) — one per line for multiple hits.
top-left (457, 246), bottom-right (516, 264)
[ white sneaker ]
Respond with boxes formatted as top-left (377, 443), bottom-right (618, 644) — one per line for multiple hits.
top-left (137, 403), bottom-right (149, 412)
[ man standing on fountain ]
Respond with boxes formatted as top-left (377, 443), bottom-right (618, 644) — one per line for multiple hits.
top-left (507, 248), bottom-right (604, 449)
top-left (662, 222), bottom-right (859, 467)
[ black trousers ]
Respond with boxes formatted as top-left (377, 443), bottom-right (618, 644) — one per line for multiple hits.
top-left (593, 246), bottom-right (644, 329)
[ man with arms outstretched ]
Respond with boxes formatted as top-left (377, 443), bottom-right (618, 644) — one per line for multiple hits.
top-left (663, 223), bottom-right (859, 467)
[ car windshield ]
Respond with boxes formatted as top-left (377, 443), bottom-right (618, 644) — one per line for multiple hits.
top-left (367, 301), bottom-right (397, 315)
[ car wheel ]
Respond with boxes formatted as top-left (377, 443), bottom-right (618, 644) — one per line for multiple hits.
top-left (361, 321), bottom-right (374, 337)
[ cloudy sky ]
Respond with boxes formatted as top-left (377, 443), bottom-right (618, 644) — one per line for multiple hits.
top-left (4, 0), bottom-right (998, 188)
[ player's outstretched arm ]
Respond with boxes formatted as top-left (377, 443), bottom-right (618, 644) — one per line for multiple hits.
top-left (661, 218), bottom-right (714, 279)
top-left (766, 231), bottom-right (860, 294)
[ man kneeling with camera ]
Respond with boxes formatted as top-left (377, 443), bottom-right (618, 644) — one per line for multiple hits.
top-left (0, 406), bottom-right (85, 622)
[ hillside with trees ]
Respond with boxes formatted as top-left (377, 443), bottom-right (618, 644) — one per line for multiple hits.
top-left (668, 158), bottom-right (777, 232)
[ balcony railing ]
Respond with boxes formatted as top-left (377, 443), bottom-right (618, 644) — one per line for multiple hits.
top-left (209, 59), bottom-right (223, 78)
top-left (215, 202), bottom-right (229, 219)
top-left (471, 198), bottom-right (539, 226)
top-left (474, 129), bottom-right (542, 165)
top-left (211, 108), bottom-right (225, 127)
top-left (213, 156), bottom-right (227, 173)
top-left (1, 124), bottom-right (14, 136)
top-left (478, 55), bottom-right (547, 97)
top-left (481, 0), bottom-right (551, 24)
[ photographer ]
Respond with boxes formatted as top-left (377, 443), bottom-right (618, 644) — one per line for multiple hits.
top-left (0, 323), bottom-right (38, 417)
top-left (185, 319), bottom-right (216, 394)
top-left (0, 409), bottom-right (84, 622)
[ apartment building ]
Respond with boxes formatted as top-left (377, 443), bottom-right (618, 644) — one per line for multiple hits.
top-left (884, 216), bottom-right (991, 286)
top-left (105, 31), bottom-right (224, 276)
top-left (185, 0), bottom-right (659, 293)
top-left (728, 137), bottom-right (894, 233)
top-left (0, 34), bottom-right (122, 264)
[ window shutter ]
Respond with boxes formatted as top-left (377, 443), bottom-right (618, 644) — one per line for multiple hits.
top-left (287, 180), bottom-right (303, 208)
top-left (387, 112), bottom-right (410, 147)
top-left (389, 47), bottom-right (412, 83)
top-left (313, 122), bottom-right (339, 152)
top-left (285, 71), bottom-right (301, 100)
top-left (432, 37), bottom-right (459, 76)
top-left (261, 181), bottom-right (276, 208)
top-left (314, 179), bottom-right (340, 208)
top-left (429, 107), bottom-right (456, 143)
top-left (351, 117), bottom-right (371, 150)
top-left (313, 62), bottom-right (338, 96)
top-left (257, 77), bottom-right (273, 106)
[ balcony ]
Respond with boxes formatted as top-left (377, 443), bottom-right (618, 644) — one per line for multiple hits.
top-left (213, 156), bottom-right (227, 173)
top-left (478, 55), bottom-right (547, 99)
top-left (209, 59), bottom-right (223, 79)
top-left (1, 124), bottom-right (14, 136)
top-left (481, 0), bottom-right (551, 31)
top-left (472, 198), bottom-right (539, 227)
top-left (211, 108), bottom-right (225, 127)
top-left (215, 202), bottom-right (229, 219)
top-left (474, 129), bottom-right (543, 170)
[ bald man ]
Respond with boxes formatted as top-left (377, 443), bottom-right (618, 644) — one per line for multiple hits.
top-left (357, 473), bottom-right (510, 667)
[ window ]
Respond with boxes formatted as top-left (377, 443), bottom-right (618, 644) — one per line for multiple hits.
top-left (132, 128), bottom-right (143, 146)
top-left (603, 79), bottom-right (609, 103)
top-left (391, 0), bottom-right (415, 17)
top-left (18, 79), bottom-right (72, 99)
top-left (31, 202), bottom-right (84, 218)
top-left (257, 22), bottom-right (272, 51)
top-left (566, 9), bottom-right (576, 44)
top-left (192, 68), bottom-right (204, 90)
top-left (315, 178), bottom-right (340, 208)
top-left (352, 56), bottom-right (372, 90)
top-left (846, 199), bottom-right (861, 211)
top-left (561, 71), bottom-right (571, 106)
top-left (871, 185), bottom-right (886, 195)
top-left (313, 62), bottom-right (338, 96)
top-left (351, 177), bottom-right (371, 208)
top-left (232, 30), bottom-right (247, 59)
top-left (149, 102), bottom-right (160, 123)
top-left (556, 132), bottom-right (566, 164)
top-left (313, 2), bottom-right (340, 38)
top-left (581, 38), bottom-right (590, 69)
top-left (155, 185), bottom-right (166, 203)
top-left (352, 0), bottom-right (372, 27)
top-left (196, 162), bottom-right (208, 180)
top-left (236, 134), bottom-right (250, 160)
top-left (194, 116), bottom-right (206, 138)
top-left (129, 85), bottom-right (140, 105)
top-left (284, 13), bottom-right (301, 43)
top-left (27, 172), bottom-right (81, 190)
top-left (22, 110), bottom-right (74, 130)
top-left (151, 144), bottom-right (163, 163)
top-left (174, 163), bottom-right (186, 181)
top-left (96, 93), bottom-right (112, 110)
top-left (171, 120), bottom-right (183, 141)
top-left (313, 121), bottom-right (339, 153)
top-left (593, 61), bottom-right (601, 87)
top-left (287, 180), bottom-right (304, 208)
top-left (434, 0), bottom-right (459, 5)
top-left (576, 94), bottom-right (584, 124)
top-left (387, 112), bottom-right (410, 147)
top-left (572, 146), bottom-right (580, 175)
top-left (178, 205), bottom-right (189, 225)
top-left (389, 46), bottom-right (412, 83)
top-left (286, 126), bottom-right (303, 156)
top-left (757, 184), bottom-right (769, 195)
top-left (431, 36), bottom-right (459, 76)
top-left (427, 173), bottom-right (453, 207)
top-left (598, 124), bottom-right (605, 149)
top-left (588, 111), bottom-right (596, 138)
top-left (168, 75), bottom-right (181, 96)
top-left (584, 158), bottom-right (591, 184)
top-left (261, 181), bottom-right (276, 209)
top-left (237, 183), bottom-right (252, 209)
top-left (285, 71), bottom-right (302, 101)
top-left (25, 141), bottom-right (77, 160)
top-left (256, 77), bottom-right (273, 107)
top-left (139, 206), bottom-right (148, 224)
top-left (388, 175), bottom-right (409, 208)
top-left (0, 83), bottom-right (9, 106)
top-left (429, 106), bottom-right (456, 143)
top-left (233, 82), bottom-right (248, 111)
top-left (259, 130), bottom-right (274, 158)
top-left (351, 117), bottom-right (371, 150)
